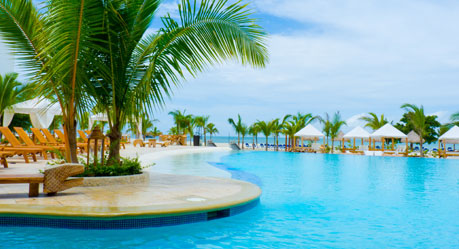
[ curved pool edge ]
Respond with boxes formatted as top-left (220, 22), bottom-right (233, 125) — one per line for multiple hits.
top-left (0, 174), bottom-right (261, 229)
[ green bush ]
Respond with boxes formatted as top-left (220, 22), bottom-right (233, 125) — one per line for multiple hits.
top-left (77, 157), bottom-right (144, 177)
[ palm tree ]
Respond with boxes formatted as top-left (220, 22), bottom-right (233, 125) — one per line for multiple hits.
top-left (202, 116), bottom-right (209, 146)
top-left (141, 117), bottom-right (158, 140)
top-left (256, 120), bottom-right (274, 151)
top-left (286, 113), bottom-right (316, 149)
top-left (186, 116), bottom-right (197, 145)
top-left (329, 112), bottom-right (346, 153)
top-left (0, 73), bottom-right (33, 139)
top-left (248, 124), bottom-right (260, 149)
top-left (193, 115), bottom-right (209, 145)
top-left (228, 114), bottom-right (244, 146)
top-left (0, 73), bottom-right (33, 120)
top-left (451, 112), bottom-right (459, 125)
top-left (401, 104), bottom-right (429, 157)
top-left (169, 110), bottom-right (189, 135)
top-left (0, 0), bottom-right (107, 162)
top-left (80, 0), bottom-right (268, 163)
top-left (360, 112), bottom-right (388, 131)
top-left (206, 123), bottom-right (219, 141)
top-left (149, 127), bottom-right (162, 139)
top-left (319, 113), bottom-right (332, 146)
top-left (240, 124), bottom-right (248, 149)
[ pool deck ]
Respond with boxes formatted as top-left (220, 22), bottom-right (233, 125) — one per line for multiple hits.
top-left (0, 145), bottom-right (260, 218)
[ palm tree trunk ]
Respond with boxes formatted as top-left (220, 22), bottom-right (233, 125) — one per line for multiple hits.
top-left (420, 139), bottom-right (424, 157)
top-left (331, 140), bottom-right (334, 153)
top-left (107, 121), bottom-right (122, 164)
top-left (238, 133), bottom-right (240, 146)
top-left (285, 135), bottom-right (288, 151)
top-left (265, 136), bottom-right (268, 151)
top-left (242, 136), bottom-right (244, 149)
top-left (204, 130), bottom-right (206, 146)
top-left (63, 118), bottom-right (78, 163)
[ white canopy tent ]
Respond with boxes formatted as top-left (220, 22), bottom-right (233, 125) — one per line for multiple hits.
top-left (2, 98), bottom-right (62, 128)
top-left (343, 126), bottom-right (370, 149)
top-left (295, 124), bottom-right (324, 148)
top-left (438, 126), bottom-right (459, 144)
top-left (370, 123), bottom-right (407, 151)
top-left (438, 126), bottom-right (459, 156)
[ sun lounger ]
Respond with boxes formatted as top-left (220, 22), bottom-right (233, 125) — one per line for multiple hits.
top-left (0, 127), bottom-right (44, 163)
top-left (14, 127), bottom-right (66, 158)
top-left (0, 163), bottom-right (84, 197)
top-left (53, 129), bottom-right (88, 153)
top-left (31, 128), bottom-right (62, 147)
top-left (0, 148), bottom-right (14, 168)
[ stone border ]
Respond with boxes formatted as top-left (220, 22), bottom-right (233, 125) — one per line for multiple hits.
top-left (74, 172), bottom-right (149, 187)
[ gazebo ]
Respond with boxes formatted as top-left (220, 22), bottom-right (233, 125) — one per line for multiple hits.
top-left (406, 130), bottom-right (424, 149)
top-left (370, 123), bottom-right (407, 151)
top-left (343, 126), bottom-right (370, 150)
top-left (2, 98), bottom-right (62, 128)
top-left (438, 126), bottom-right (459, 157)
top-left (295, 124), bottom-right (325, 148)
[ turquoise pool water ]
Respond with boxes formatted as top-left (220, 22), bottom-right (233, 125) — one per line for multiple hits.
top-left (1, 151), bottom-right (458, 248)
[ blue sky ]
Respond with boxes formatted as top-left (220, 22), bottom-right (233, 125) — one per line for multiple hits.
top-left (1, 0), bottom-right (458, 135)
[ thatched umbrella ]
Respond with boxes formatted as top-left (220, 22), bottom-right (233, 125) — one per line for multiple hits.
top-left (406, 130), bottom-right (424, 150)
top-left (333, 131), bottom-right (348, 147)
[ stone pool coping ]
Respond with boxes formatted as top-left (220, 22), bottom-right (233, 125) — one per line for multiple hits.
top-left (78, 172), bottom-right (150, 187)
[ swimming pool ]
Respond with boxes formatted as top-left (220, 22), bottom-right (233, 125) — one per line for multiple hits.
top-left (1, 151), bottom-right (458, 248)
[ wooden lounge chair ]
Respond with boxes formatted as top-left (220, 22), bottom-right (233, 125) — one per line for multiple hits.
top-left (0, 127), bottom-right (43, 163)
top-left (0, 163), bottom-right (84, 197)
top-left (31, 128), bottom-right (61, 146)
top-left (54, 129), bottom-right (87, 153)
top-left (0, 148), bottom-right (14, 168)
top-left (14, 127), bottom-right (66, 159)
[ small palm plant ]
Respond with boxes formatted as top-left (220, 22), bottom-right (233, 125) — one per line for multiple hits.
top-left (206, 123), bottom-right (219, 141)
top-left (248, 124), bottom-right (260, 149)
top-left (256, 120), bottom-right (275, 151)
top-left (329, 112), bottom-right (346, 153)
top-left (228, 114), bottom-right (244, 146)
top-left (401, 104), bottom-right (428, 157)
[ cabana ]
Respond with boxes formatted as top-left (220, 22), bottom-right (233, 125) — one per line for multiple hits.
top-left (370, 124), bottom-right (407, 151)
top-left (343, 126), bottom-right (370, 150)
top-left (2, 98), bottom-right (62, 128)
top-left (406, 130), bottom-right (424, 149)
top-left (438, 126), bottom-right (459, 157)
top-left (295, 124), bottom-right (325, 149)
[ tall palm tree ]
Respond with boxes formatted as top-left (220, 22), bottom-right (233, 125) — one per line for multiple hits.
top-left (401, 104), bottom-right (429, 157)
top-left (81, 0), bottom-right (267, 163)
top-left (359, 112), bottom-right (388, 131)
top-left (228, 114), bottom-right (244, 146)
top-left (240, 124), bottom-right (248, 149)
top-left (0, 0), bottom-right (106, 162)
top-left (319, 113), bottom-right (332, 146)
top-left (206, 123), bottom-right (219, 141)
top-left (256, 120), bottom-right (274, 151)
top-left (248, 123), bottom-right (260, 149)
top-left (201, 116), bottom-right (210, 146)
top-left (329, 112), bottom-right (346, 153)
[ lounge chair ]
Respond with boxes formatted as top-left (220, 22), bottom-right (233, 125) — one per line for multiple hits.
top-left (14, 127), bottom-right (66, 159)
top-left (0, 127), bottom-right (44, 163)
top-left (0, 148), bottom-right (14, 168)
top-left (0, 163), bottom-right (84, 197)
top-left (31, 128), bottom-right (62, 147)
top-left (53, 129), bottom-right (88, 153)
